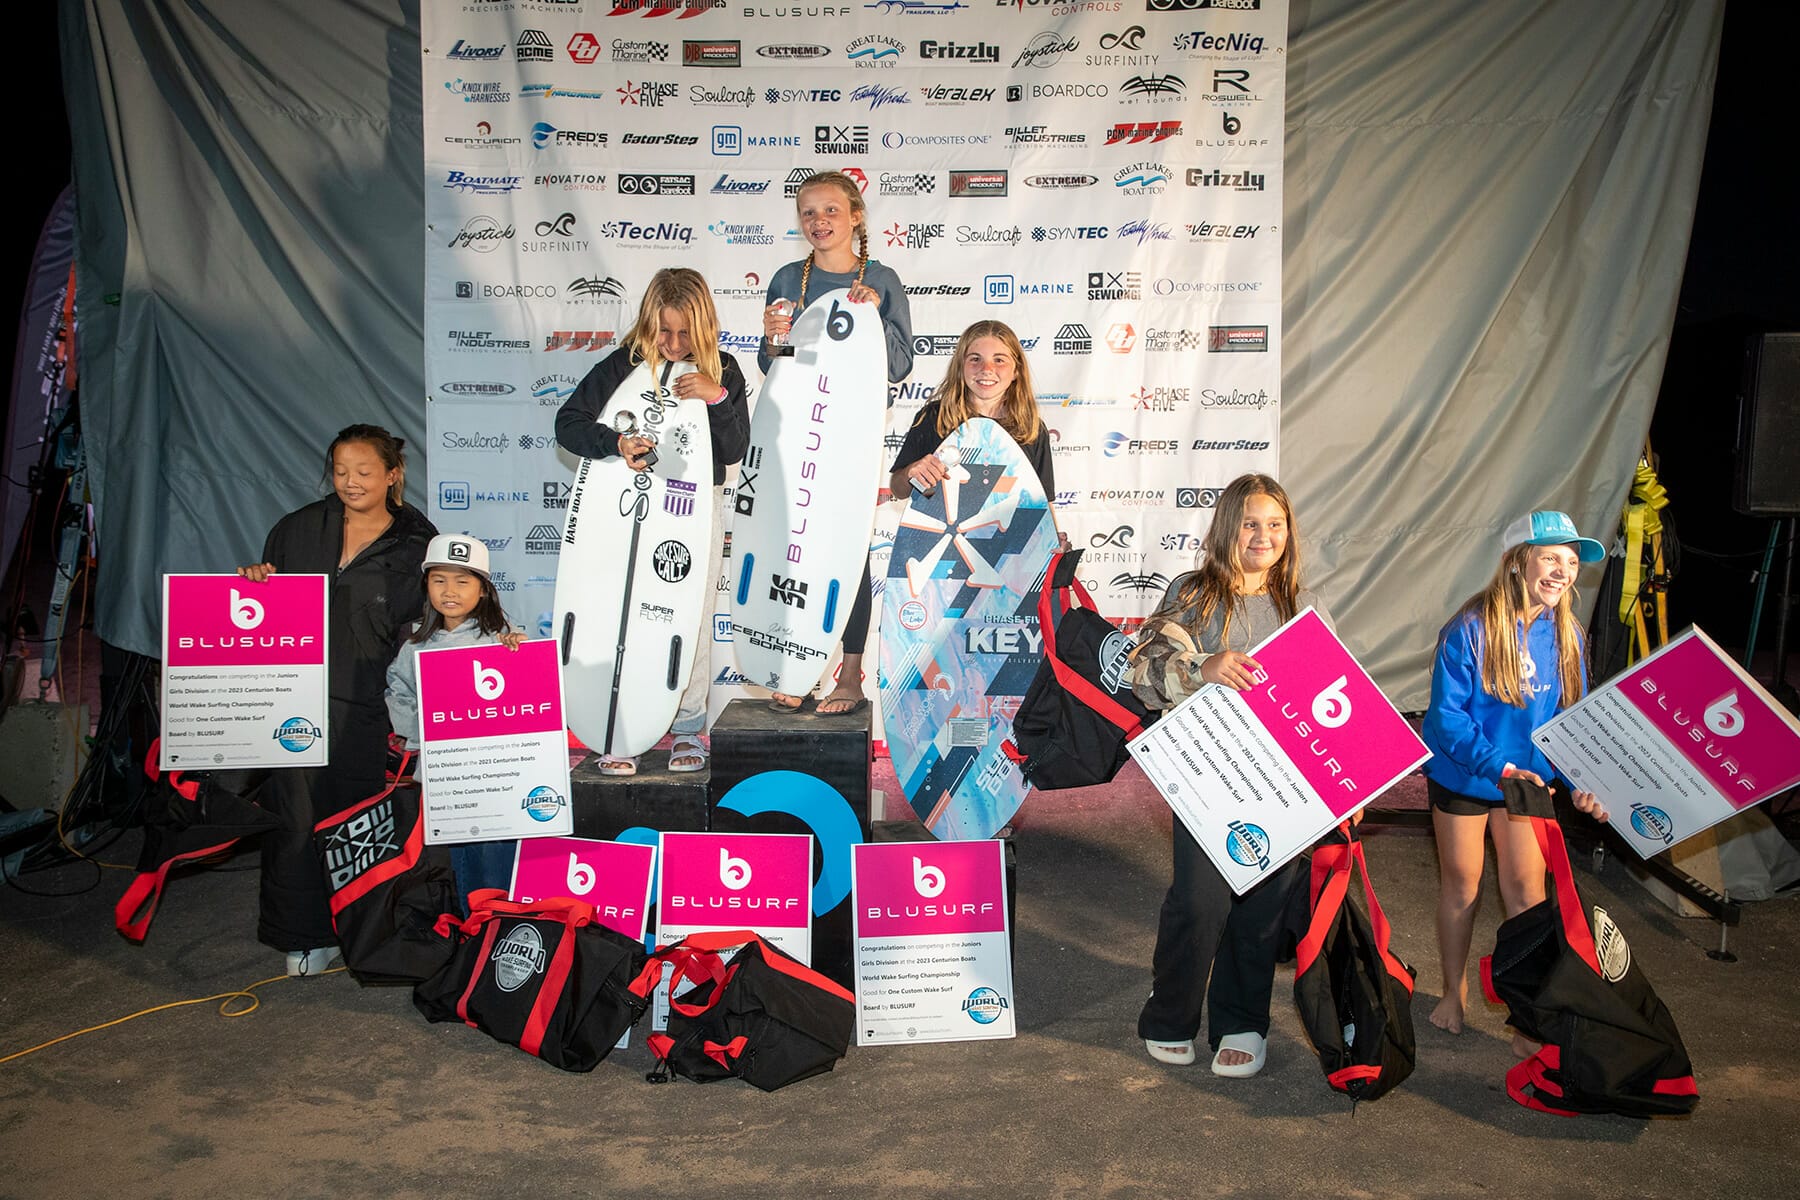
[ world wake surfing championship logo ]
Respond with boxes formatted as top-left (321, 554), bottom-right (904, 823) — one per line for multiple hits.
top-left (1629, 802), bottom-right (1675, 845)
top-left (1225, 820), bottom-right (1270, 870)
top-left (274, 716), bottom-right (323, 753)
top-left (523, 785), bottom-right (568, 823)
top-left (963, 986), bottom-right (1010, 1024)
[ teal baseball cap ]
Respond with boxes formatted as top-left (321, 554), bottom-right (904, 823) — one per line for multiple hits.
top-left (1502, 511), bottom-right (1606, 563)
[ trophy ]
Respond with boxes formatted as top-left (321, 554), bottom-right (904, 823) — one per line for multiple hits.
top-left (766, 298), bottom-right (797, 357)
top-left (613, 410), bottom-right (658, 469)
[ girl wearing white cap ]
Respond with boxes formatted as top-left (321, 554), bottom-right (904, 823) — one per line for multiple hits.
top-left (1422, 511), bottom-right (1609, 1041)
top-left (386, 533), bottom-right (522, 902)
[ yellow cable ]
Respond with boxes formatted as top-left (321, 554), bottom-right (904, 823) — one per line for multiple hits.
top-left (0, 967), bottom-right (346, 1066)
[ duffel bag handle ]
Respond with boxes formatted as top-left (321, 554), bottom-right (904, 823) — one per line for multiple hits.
top-left (1526, 816), bottom-right (1604, 977)
top-left (651, 929), bottom-right (854, 1004)
top-left (1035, 551), bottom-right (1145, 741)
top-left (433, 890), bottom-right (596, 939)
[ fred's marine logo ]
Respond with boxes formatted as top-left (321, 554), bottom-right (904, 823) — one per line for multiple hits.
top-left (273, 717), bottom-right (322, 753)
top-left (1225, 820), bottom-right (1270, 869)
top-left (491, 924), bottom-right (547, 992)
top-left (1629, 802), bottom-right (1675, 845)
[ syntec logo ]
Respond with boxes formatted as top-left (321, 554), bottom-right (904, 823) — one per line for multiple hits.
top-left (618, 172), bottom-right (696, 194)
top-left (1031, 225), bottom-right (1106, 242)
top-left (766, 87), bottom-right (841, 103)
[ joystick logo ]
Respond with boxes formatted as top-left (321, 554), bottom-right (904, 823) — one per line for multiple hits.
top-left (229, 588), bottom-right (265, 630)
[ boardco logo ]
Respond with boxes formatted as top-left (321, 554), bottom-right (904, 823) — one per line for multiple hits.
top-left (912, 856), bottom-right (946, 897)
top-left (719, 847), bottom-right (753, 890)
top-left (473, 660), bottom-right (505, 700)
top-left (1705, 691), bottom-right (1745, 737)
top-left (229, 588), bottom-right (265, 630)
top-left (1311, 675), bottom-right (1351, 729)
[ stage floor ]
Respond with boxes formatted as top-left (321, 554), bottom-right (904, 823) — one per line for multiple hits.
top-left (3, 763), bottom-right (1796, 1200)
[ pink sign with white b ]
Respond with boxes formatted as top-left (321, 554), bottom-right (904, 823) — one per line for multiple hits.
top-left (510, 837), bottom-right (655, 941)
top-left (1535, 627), bottom-right (1800, 858)
top-left (417, 639), bottom-right (571, 844)
top-left (852, 840), bottom-right (1015, 1046)
top-left (1130, 608), bottom-right (1430, 895)
top-left (160, 573), bottom-right (329, 770)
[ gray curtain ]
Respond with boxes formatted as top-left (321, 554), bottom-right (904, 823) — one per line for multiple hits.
top-left (63, 0), bottom-right (1722, 708)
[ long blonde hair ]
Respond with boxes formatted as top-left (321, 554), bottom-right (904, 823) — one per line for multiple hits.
top-left (625, 267), bottom-right (723, 385)
top-left (931, 321), bottom-right (1042, 445)
top-left (1445, 542), bottom-right (1586, 708)
top-left (794, 172), bottom-right (870, 305)
top-left (1146, 474), bottom-right (1301, 647)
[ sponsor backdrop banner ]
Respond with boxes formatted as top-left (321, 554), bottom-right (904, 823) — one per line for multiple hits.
top-left (1533, 627), bottom-right (1800, 860)
top-left (161, 573), bottom-right (329, 770)
top-left (417, 638), bottom-right (574, 843)
top-left (418, 1), bottom-right (1288, 723)
top-left (1129, 607), bottom-right (1428, 894)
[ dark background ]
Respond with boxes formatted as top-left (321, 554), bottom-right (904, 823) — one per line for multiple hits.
top-left (6, 3), bottom-right (1797, 686)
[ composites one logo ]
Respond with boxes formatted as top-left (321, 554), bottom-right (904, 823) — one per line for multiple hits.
top-left (963, 986), bottom-right (1010, 1025)
top-left (847, 34), bottom-right (904, 66)
top-left (273, 716), bottom-right (323, 754)
top-left (1114, 161), bottom-right (1170, 194)
top-left (1629, 802), bottom-right (1676, 846)
top-left (490, 924), bottom-right (547, 993)
top-left (1225, 820), bottom-right (1271, 870)
top-left (1014, 30), bottom-right (1079, 68)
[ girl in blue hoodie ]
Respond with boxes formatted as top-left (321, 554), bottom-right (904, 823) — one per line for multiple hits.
top-left (1422, 511), bottom-right (1608, 1040)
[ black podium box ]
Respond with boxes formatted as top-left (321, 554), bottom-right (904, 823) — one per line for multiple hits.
top-left (568, 748), bottom-right (710, 841)
top-left (707, 698), bottom-right (874, 988)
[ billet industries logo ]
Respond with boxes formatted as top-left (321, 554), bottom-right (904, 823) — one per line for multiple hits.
top-left (1015, 30), bottom-right (1079, 68)
top-left (1007, 124), bottom-right (1086, 146)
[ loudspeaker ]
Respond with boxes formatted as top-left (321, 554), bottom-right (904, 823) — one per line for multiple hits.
top-left (1735, 332), bottom-right (1800, 515)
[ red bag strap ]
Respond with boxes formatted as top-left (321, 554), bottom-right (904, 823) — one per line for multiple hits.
top-left (1479, 954), bottom-right (1501, 1005)
top-left (1528, 816), bottom-right (1603, 976)
top-left (703, 1036), bottom-right (749, 1069)
top-left (455, 919), bottom-right (503, 1029)
top-left (113, 838), bottom-right (242, 942)
top-left (520, 915), bottom-right (581, 1058)
top-left (1327, 1064), bottom-right (1384, 1091)
top-left (143, 739), bottom-right (200, 800)
top-left (654, 929), bottom-right (854, 1005)
top-left (1349, 840), bottom-right (1414, 992)
top-left (646, 1032), bottom-right (675, 1064)
top-left (1036, 552), bottom-right (1145, 740)
top-left (1294, 838), bottom-right (1352, 977)
top-left (1506, 1045), bottom-right (1579, 1117)
top-left (444, 889), bottom-right (596, 937)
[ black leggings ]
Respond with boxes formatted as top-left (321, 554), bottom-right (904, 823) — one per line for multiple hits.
top-left (841, 553), bottom-right (873, 655)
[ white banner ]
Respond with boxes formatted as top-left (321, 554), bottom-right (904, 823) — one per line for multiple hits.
top-left (419, 0), bottom-right (1288, 727)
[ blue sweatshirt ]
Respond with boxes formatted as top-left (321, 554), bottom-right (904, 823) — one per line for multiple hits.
top-left (1422, 609), bottom-right (1586, 802)
top-left (757, 258), bottom-right (914, 385)
top-left (385, 620), bottom-right (515, 751)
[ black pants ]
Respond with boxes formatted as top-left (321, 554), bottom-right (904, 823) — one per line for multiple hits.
top-left (238, 697), bottom-right (391, 951)
top-left (840, 553), bottom-right (873, 656)
top-left (1138, 819), bottom-right (1304, 1048)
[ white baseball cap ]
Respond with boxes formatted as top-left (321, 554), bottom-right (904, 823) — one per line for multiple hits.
top-left (1502, 511), bottom-right (1606, 564)
top-left (422, 533), bottom-right (492, 579)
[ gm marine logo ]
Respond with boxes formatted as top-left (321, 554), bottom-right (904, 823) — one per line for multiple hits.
top-left (1629, 802), bottom-right (1675, 846)
top-left (1225, 820), bottom-right (1270, 869)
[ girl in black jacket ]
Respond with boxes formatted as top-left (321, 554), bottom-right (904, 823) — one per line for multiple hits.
top-left (236, 424), bottom-right (435, 974)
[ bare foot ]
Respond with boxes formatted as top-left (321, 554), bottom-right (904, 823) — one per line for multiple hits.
top-left (768, 692), bottom-right (806, 711)
top-left (1429, 995), bottom-right (1465, 1034)
top-left (1215, 1048), bottom-right (1254, 1067)
top-left (1511, 1032), bottom-right (1541, 1060)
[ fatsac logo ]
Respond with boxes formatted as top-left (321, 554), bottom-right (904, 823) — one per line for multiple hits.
top-left (1148, 0), bottom-right (1261, 9)
top-left (964, 987), bottom-right (1009, 1024)
top-left (619, 172), bottom-right (695, 195)
top-left (1115, 161), bottom-right (1169, 194)
top-left (911, 333), bottom-right (961, 357)
top-left (490, 925), bottom-right (546, 993)
top-left (1175, 486), bottom-right (1222, 509)
top-left (443, 170), bottom-right (521, 195)
top-left (1629, 802), bottom-right (1676, 846)
top-left (532, 121), bottom-right (607, 149)
top-left (1225, 821), bottom-right (1271, 870)
top-left (1107, 120), bottom-right (1180, 144)
top-left (274, 716), bottom-right (323, 754)
top-left (847, 34), bottom-right (903, 66)
top-left (442, 78), bottom-right (512, 104)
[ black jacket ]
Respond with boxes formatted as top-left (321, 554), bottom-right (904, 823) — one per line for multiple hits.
top-left (260, 496), bottom-right (436, 708)
top-left (554, 346), bottom-right (750, 485)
